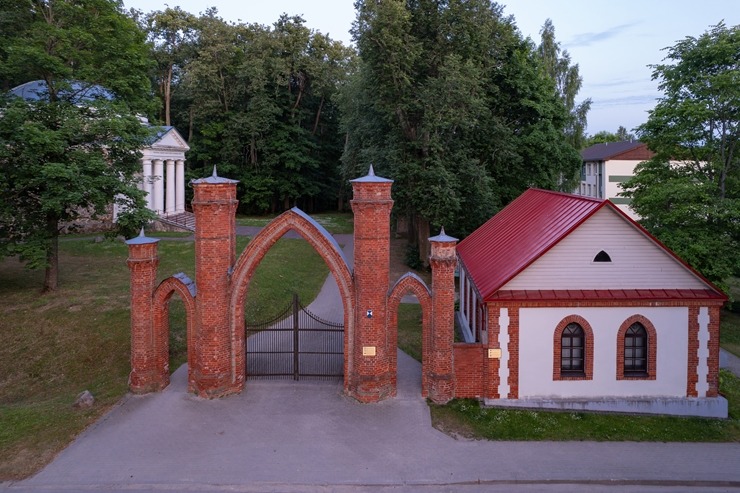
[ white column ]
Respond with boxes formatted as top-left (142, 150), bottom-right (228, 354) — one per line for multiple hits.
top-left (498, 308), bottom-right (510, 399)
top-left (152, 159), bottom-right (164, 215)
top-left (697, 307), bottom-right (710, 398)
top-left (165, 159), bottom-right (176, 215)
top-left (459, 269), bottom-right (466, 323)
top-left (142, 159), bottom-right (153, 210)
top-left (175, 159), bottom-right (185, 213)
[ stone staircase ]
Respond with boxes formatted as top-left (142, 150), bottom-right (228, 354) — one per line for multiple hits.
top-left (158, 211), bottom-right (195, 231)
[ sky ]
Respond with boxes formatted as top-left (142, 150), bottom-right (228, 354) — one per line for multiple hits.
top-left (124, 0), bottom-right (739, 136)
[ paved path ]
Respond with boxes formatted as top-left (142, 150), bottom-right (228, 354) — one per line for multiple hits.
top-left (6, 354), bottom-right (740, 492)
top-left (721, 349), bottom-right (740, 378)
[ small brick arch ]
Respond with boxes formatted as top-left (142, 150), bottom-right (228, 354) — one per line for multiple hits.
top-left (388, 273), bottom-right (433, 396)
top-left (552, 314), bottom-right (594, 381)
top-left (152, 273), bottom-right (197, 390)
top-left (616, 314), bottom-right (657, 380)
top-left (229, 208), bottom-right (355, 388)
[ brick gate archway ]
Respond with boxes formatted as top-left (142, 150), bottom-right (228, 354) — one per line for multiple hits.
top-left (127, 167), bottom-right (458, 404)
top-left (388, 273), bottom-right (433, 397)
top-left (229, 208), bottom-right (355, 391)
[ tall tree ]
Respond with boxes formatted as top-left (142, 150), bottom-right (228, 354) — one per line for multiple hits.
top-left (621, 22), bottom-right (740, 291)
top-left (538, 19), bottom-right (592, 150)
top-left (343, 0), bottom-right (580, 263)
top-left (0, 0), bottom-right (154, 291)
top-left (177, 11), bottom-right (353, 213)
top-left (145, 6), bottom-right (197, 126)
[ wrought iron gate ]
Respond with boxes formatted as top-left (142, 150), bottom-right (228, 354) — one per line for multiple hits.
top-left (245, 294), bottom-right (344, 380)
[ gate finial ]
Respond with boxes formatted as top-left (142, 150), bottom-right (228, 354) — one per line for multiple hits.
top-left (368, 164), bottom-right (375, 176)
top-left (212, 165), bottom-right (218, 178)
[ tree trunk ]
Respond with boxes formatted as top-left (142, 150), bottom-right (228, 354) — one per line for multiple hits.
top-left (415, 214), bottom-right (431, 268)
top-left (188, 106), bottom-right (194, 142)
top-left (165, 64), bottom-right (173, 126)
top-left (312, 96), bottom-right (324, 135)
top-left (43, 216), bottom-right (59, 293)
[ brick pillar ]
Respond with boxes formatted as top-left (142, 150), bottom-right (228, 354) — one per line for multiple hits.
top-left (126, 231), bottom-right (167, 393)
top-left (349, 166), bottom-right (394, 402)
top-left (707, 304), bottom-right (721, 397)
top-left (429, 228), bottom-right (458, 404)
top-left (191, 167), bottom-right (240, 398)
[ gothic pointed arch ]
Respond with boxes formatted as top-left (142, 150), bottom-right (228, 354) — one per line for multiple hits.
top-left (152, 273), bottom-right (197, 391)
top-left (229, 208), bottom-right (355, 388)
top-left (387, 273), bottom-right (433, 396)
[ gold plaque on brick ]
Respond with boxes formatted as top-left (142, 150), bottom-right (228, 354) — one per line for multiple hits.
top-left (362, 346), bottom-right (376, 357)
top-left (488, 348), bottom-right (502, 359)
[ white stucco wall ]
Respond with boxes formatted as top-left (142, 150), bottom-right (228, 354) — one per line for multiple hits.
top-left (518, 307), bottom-right (688, 398)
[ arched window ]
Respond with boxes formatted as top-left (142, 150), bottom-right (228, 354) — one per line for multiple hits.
top-left (594, 250), bottom-right (611, 262)
top-left (617, 316), bottom-right (656, 380)
top-left (624, 322), bottom-right (648, 375)
top-left (561, 323), bottom-right (585, 375)
top-left (554, 316), bottom-right (593, 380)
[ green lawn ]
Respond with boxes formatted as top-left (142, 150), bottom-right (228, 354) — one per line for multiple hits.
top-left (237, 211), bottom-right (354, 234)
top-left (0, 233), bottom-right (328, 480)
top-left (430, 370), bottom-right (740, 441)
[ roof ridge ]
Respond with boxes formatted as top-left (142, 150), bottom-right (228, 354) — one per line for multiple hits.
top-left (529, 188), bottom-right (603, 203)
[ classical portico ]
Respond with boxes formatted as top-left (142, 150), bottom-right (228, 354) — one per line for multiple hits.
top-left (140, 127), bottom-right (190, 216)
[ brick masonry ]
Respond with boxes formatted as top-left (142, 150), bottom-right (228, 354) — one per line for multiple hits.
top-left (388, 273), bottom-right (433, 396)
top-left (127, 169), bottom-right (725, 407)
top-left (451, 299), bottom-right (724, 401)
top-left (616, 314), bottom-right (657, 381)
top-left (552, 315), bottom-right (594, 382)
top-left (127, 168), bottom-right (459, 403)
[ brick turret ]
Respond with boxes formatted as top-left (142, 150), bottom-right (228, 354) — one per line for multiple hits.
top-left (126, 230), bottom-right (167, 393)
top-left (191, 167), bottom-right (240, 397)
top-left (429, 228), bottom-right (458, 404)
top-left (350, 165), bottom-right (395, 402)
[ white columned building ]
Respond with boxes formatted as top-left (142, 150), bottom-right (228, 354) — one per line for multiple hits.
top-left (142, 159), bottom-right (153, 210)
top-left (139, 127), bottom-right (190, 218)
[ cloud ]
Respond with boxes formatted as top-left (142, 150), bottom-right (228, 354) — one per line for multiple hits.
top-left (591, 94), bottom-right (658, 107)
top-left (590, 77), bottom-right (645, 88)
top-left (568, 22), bottom-right (639, 47)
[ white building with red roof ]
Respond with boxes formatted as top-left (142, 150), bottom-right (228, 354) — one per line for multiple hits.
top-left (454, 188), bottom-right (727, 417)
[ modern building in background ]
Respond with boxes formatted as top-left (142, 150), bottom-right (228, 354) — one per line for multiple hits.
top-left (575, 141), bottom-right (654, 220)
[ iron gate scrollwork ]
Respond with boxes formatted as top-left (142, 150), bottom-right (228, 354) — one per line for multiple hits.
top-left (245, 293), bottom-right (343, 380)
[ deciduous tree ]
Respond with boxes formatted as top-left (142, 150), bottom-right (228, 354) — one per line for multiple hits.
top-left (0, 0), bottom-right (154, 291)
top-left (621, 22), bottom-right (740, 291)
top-left (144, 6), bottom-right (198, 126)
top-left (343, 0), bottom-right (580, 263)
top-left (538, 19), bottom-right (592, 150)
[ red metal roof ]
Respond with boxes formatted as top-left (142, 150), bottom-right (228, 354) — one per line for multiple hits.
top-left (456, 188), bottom-right (726, 302)
top-left (487, 289), bottom-right (725, 302)
top-left (457, 189), bottom-right (604, 301)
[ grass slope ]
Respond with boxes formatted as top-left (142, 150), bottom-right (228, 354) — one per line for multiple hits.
top-left (0, 234), bottom-right (328, 480)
